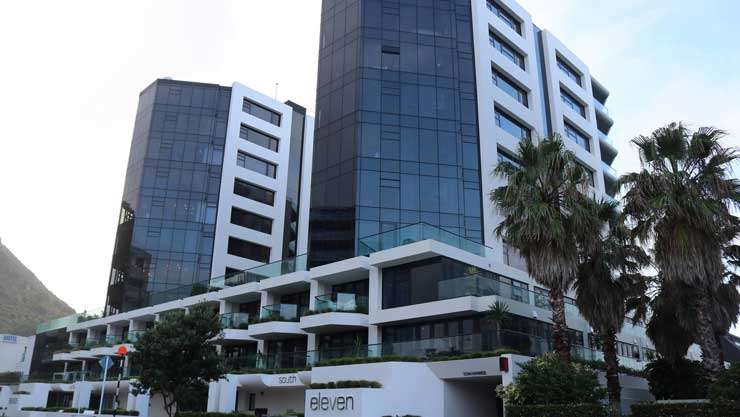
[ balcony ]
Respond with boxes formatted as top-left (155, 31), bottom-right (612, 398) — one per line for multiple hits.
top-left (300, 293), bottom-right (370, 333)
top-left (359, 223), bottom-right (495, 259)
top-left (211, 254), bottom-right (308, 290)
top-left (220, 312), bottom-right (251, 329)
top-left (247, 304), bottom-right (307, 340)
top-left (599, 134), bottom-right (618, 165)
top-left (124, 330), bottom-right (147, 343)
top-left (36, 310), bottom-right (103, 334)
top-left (371, 272), bottom-right (579, 325)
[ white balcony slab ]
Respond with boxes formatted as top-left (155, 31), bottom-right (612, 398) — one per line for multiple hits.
top-left (310, 256), bottom-right (370, 284)
top-left (50, 352), bottom-right (75, 362)
top-left (259, 271), bottom-right (310, 294)
top-left (219, 329), bottom-right (257, 342)
top-left (299, 312), bottom-right (369, 333)
top-left (368, 239), bottom-right (494, 271)
top-left (69, 350), bottom-right (97, 360)
top-left (246, 321), bottom-right (307, 340)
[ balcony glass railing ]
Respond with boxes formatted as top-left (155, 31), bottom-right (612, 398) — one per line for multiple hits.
top-left (52, 371), bottom-right (91, 383)
top-left (125, 330), bottom-right (147, 343)
top-left (105, 335), bottom-right (125, 346)
top-left (220, 312), bottom-right (250, 329)
top-left (259, 304), bottom-right (304, 321)
top-left (593, 99), bottom-right (609, 115)
top-left (601, 161), bottom-right (618, 180)
top-left (144, 255), bottom-right (308, 307)
top-left (314, 293), bottom-right (369, 314)
top-left (36, 310), bottom-right (103, 334)
top-left (358, 223), bottom-right (496, 258)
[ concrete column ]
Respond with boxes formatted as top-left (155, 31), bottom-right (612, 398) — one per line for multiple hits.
top-left (127, 392), bottom-right (149, 417)
top-left (72, 382), bottom-right (93, 410)
top-left (217, 378), bottom-right (238, 413)
top-left (368, 266), bottom-right (382, 315)
top-left (207, 381), bottom-right (221, 412)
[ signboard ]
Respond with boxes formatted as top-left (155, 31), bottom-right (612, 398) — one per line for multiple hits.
top-left (261, 373), bottom-right (304, 387)
top-left (98, 356), bottom-right (114, 370)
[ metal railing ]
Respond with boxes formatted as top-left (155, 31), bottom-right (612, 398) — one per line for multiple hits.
top-left (259, 304), bottom-right (303, 321)
top-left (358, 222), bottom-right (496, 258)
top-left (314, 293), bottom-right (369, 313)
top-left (220, 313), bottom-right (250, 329)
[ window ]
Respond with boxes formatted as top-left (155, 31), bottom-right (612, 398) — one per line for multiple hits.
top-left (489, 32), bottom-right (525, 70)
top-left (237, 151), bottom-right (277, 178)
top-left (575, 161), bottom-right (595, 187)
top-left (243, 98), bottom-right (281, 126)
top-left (495, 108), bottom-right (531, 140)
top-left (233, 178), bottom-right (275, 206)
top-left (564, 121), bottom-right (591, 152)
top-left (497, 148), bottom-right (521, 167)
top-left (227, 237), bottom-right (270, 263)
top-left (560, 89), bottom-right (586, 117)
top-left (239, 124), bottom-right (279, 152)
top-left (486, 1), bottom-right (521, 35)
top-left (230, 207), bottom-right (273, 234)
top-left (492, 68), bottom-right (528, 107)
top-left (557, 57), bottom-right (582, 86)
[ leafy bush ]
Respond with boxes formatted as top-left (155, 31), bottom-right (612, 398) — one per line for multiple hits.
top-left (232, 367), bottom-right (308, 375)
top-left (0, 372), bottom-right (22, 383)
top-left (427, 348), bottom-right (519, 361)
top-left (496, 353), bottom-right (606, 406)
top-left (21, 407), bottom-right (139, 415)
top-left (644, 358), bottom-right (709, 400)
top-left (709, 362), bottom-right (740, 402)
top-left (101, 408), bottom-right (141, 415)
top-left (176, 412), bottom-right (255, 417)
top-left (313, 355), bottom-right (421, 367)
top-left (573, 358), bottom-right (644, 378)
top-left (507, 404), bottom-right (607, 417)
top-left (309, 380), bottom-right (381, 389)
top-left (631, 401), bottom-right (740, 417)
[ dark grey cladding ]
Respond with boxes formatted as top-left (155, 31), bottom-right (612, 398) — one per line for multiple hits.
top-left (309, 0), bottom-right (484, 266)
top-left (105, 79), bottom-right (231, 315)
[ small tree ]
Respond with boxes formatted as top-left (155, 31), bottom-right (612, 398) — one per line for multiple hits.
top-left (643, 357), bottom-right (709, 400)
top-left (485, 301), bottom-right (511, 346)
top-left (708, 362), bottom-right (740, 402)
top-left (131, 303), bottom-right (224, 417)
top-left (497, 352), bottom-right (606, 406)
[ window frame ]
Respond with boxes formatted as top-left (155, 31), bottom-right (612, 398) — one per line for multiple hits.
top-left (486, 1), bottom-right (522, 35)
top-left (236, 150), bottom-right (277, 178)
top-left (489, 32), bottom-right (525, 70)
top-left (560, 88), bottom-right (586, 118)
top-left (492, 67), bottom-right (528, 107)
top-left (494, 107), bottom-right (531, 140)
top-left (556, 56), bottom-right (582, 86)
top-left (242, 98), bottom-right (282, 126)
top-left (564, 121), bottom-right (591, 153)
top-left (239, 124), bottom-right (279, 152)
top-left (233, 178), bottom-right (276, 206)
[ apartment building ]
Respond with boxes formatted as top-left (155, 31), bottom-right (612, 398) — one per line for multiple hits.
top-left (4, 1), bottom-right (646, 417)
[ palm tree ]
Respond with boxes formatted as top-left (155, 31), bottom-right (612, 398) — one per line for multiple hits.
top-left (621, 122), bottom-right (740, 378)
top-left (491, 135), bottom-right (601, 361)
top-left (486, 300), bottom-right (512, 347)
top-left (575, 199), bottom-right (650, 416)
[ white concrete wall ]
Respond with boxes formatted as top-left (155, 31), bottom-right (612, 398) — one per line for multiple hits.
top-left (0, 335), bottom-right (31, 374)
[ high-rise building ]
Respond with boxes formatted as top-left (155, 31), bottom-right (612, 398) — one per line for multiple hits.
top-left (16, 2), bottom-right (648, 417)
top-left (309, 0), bottom-right (616, 267)
top-left (105, 79), bottom-right (314, 315)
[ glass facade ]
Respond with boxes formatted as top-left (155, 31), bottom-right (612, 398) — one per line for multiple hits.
top-left (283, 102), bottom-right (308, 258)
top-left (310, 0), bottom-right (483, 266)
top-left (105, 79), bottom-right (231, 315)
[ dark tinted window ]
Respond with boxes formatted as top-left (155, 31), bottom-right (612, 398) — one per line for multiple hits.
top-left (227, 237), bottom-right (270, 263)
top-left (487, 1), bottom-right (521, 35)
top-left (495, 108), bottom-right (531, 140)
top-left (493, 68), bottom-right (528, 107)
top-left (230, 207), bottom-right (273, 234)
top-left (233, 178), bottom-right (275, 206)
top-left (239, 124), bottom-right (279, 152)
top-left (490, 32), bottom-right (525, 69)
top-left (237, 151), bottom-right (277, 178)
top-left (557, 57), bottom-right (582, 86)
top-left (564, 121), bottom-right (591, 152)
top-left (243, 98), bottom-right (281, 126)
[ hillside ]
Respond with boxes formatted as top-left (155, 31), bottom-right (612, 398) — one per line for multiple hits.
top-left (0, 238), bottom-right (75, 336)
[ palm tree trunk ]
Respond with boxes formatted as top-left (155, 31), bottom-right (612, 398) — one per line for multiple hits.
top-left (602, 328), bottom-right (622, 417)
top-left (695, 287), bottom-right (724, 379)
top-left (549, 287), bottom-right (571, 362)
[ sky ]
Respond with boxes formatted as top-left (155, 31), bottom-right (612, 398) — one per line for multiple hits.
top-left (0, 1), bottom-right (738, 331)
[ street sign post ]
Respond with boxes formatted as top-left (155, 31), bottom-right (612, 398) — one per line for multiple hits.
top-left (97, 356), bottom-right (114, 415)
top-left (112, 346), bottom-right (128, 417)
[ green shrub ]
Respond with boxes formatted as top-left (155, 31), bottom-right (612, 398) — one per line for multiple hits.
top-left (176, 412), bottom-right (255, 417)
top-left (232, 367), bottom-right (308, 375)
top-left (631, 401), bottom-right (740, 417)
top-left (313, 355), bottom-right (421, 367)
top-left (309, 380), bottom-right (382, 389)
top-left (100, 408), bottom-right (141, 415)
top-left (496, 353), bottom-right (606, 406)
top-left (709, 362), bottom-right (740, 402)
top-left (507, 404), bottom-right (607, 417)
top-left (644, 358), bottom-right (709, 400)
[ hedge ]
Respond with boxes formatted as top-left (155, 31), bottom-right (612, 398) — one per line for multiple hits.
top-left (507, 404), bottom-right (607, 417)
top-left (22, 407), bottom-right (139, 415)
top-left (176, 412), bottom-right (255, 417)
top-left (309, 380), bottom-right (382, 389)
top-left (631, 401), bottom-right (740, 417)
top-left (312, 349), bottom-right (518, 368)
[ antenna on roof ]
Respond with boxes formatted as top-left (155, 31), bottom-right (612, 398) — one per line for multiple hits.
top-left (274, 82), bottom-right (279, 100)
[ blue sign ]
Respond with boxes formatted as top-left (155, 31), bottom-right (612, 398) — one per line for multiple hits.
top-left (98, 356), bottom-right (114, 370)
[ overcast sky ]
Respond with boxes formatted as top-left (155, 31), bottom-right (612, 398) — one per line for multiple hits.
top-left (0, 1), bottom-right (738, 332)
